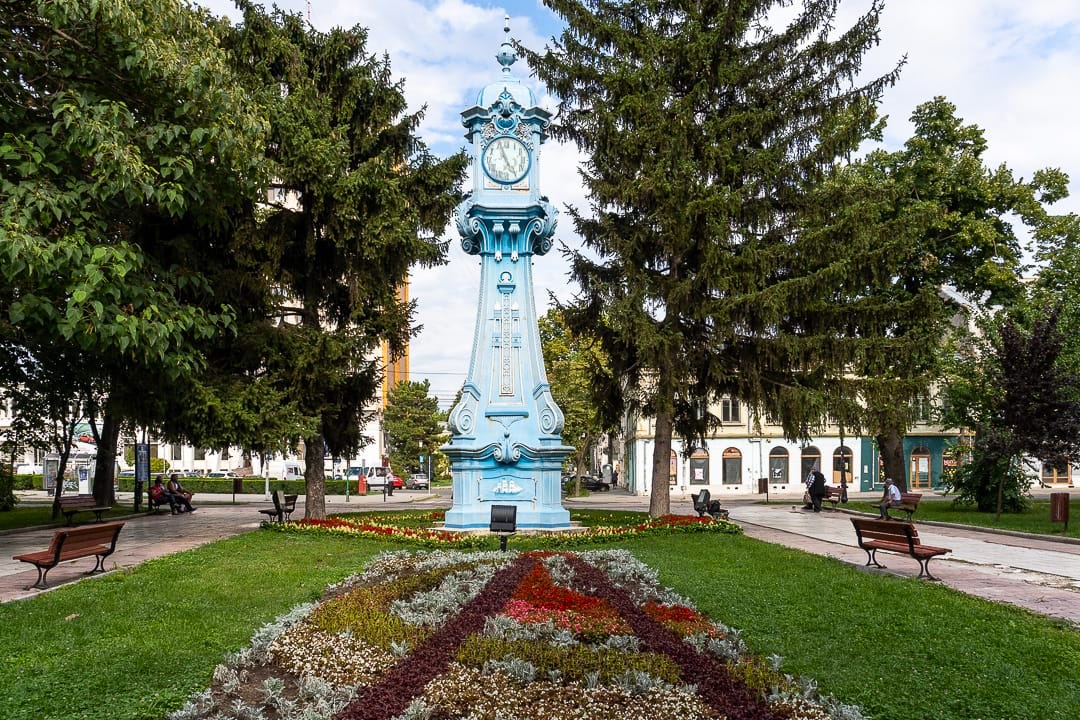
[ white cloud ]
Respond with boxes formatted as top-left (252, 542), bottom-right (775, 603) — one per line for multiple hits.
top-left (198, 0), bottom-right (1080, 407)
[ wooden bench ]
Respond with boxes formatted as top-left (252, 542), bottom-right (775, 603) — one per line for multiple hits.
top-left (13, 522), bottom-right (125, 589)
top-left (147, 491), bottom-right (176, 514)
top-left (886, 492), bottom-right (922, 522)
top-left (851, 517), bottom-right (950, 580)
top-left (57, 495), bottom-right (112, 525)
top-left (258, 490), bottom-right (297, 523)
top-left (822, 485), bottom-right (846, 509)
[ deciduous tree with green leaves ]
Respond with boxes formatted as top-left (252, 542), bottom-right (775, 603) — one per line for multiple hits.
top-left (523, 0), bottom-right (910, 516)
top-left (224, 2), bottom-right (468, 518)
top-left (840, 97), bottom-right (1071, 488)
top-left (383, 380), bottom-right (445, 477)
top-left (0, 0), bottom-right (269, 505)
top-left (538, 308), bottom-right (610, 495)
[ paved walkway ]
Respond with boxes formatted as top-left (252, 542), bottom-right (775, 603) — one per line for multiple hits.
top-left (3, 488), bottom-right (1079, 625)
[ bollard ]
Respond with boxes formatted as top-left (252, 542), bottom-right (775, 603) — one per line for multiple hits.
top-left (1050, 492), bottom-right (1069, 532)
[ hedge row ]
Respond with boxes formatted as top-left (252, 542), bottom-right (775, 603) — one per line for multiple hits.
top-left (17, 475), bottom-right (413, 495)
top-left (116, 478), bottom-right (375, 495)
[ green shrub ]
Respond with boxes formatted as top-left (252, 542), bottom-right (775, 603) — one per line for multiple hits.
top-left (116, 477), bottom-right (375, 495)
top-left (13, 474), bottom-right (39, 491)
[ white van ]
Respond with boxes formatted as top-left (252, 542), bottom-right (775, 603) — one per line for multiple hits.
top-left (267, 461), bottom-right (304, 481)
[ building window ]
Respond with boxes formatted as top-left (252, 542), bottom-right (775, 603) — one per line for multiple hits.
top-left (722, 447), bottom-right (742, 485)
top-left (800, 446), bottom-right (821, 483)
top-left (689, 447), bottom-right (710, 485)
top-left (913, 395), bottom-right (933, 423)
top-left (1041, 459), bottom-right (1070, 486)
top-left (171, 445), bottom-right (182, 461)
top-left (194, 448), bottom-right (206, 461)
top-left (769, 447), bottom-right (789, 485)
top-left (221, 448), bottom-right (230, 461)
top-left (719, 397), bottom-right (741, 424)
top-left (833, 446), bottom-right (853, 485)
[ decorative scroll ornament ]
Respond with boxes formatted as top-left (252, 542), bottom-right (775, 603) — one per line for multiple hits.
top-left (455, 197), bottom-right (484, 255)
top-left (523, 197), bottom-right (559, 256)
top-left (448, 388), bottom-right (480, 435)
top-left (538, 398), bottom-right (565, 435)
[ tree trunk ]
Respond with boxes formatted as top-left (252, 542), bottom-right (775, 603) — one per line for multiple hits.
top-left (92, 406), bottom-right (120, 506)
top-left (649, 410), bottom-right (673, 517)
top-left (303, 432), bottom-right (327, 519)
top-left (877, 429), bottom-right (906, 491)
top-left (51, 416), bottom-right (78, 519)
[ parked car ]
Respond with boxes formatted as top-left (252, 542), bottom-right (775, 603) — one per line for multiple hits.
top-left (207, 471), bottom-right (241, 479)
top-left (407, 473), bottom-right (430, 490)
top-left (562, 473), bottom-right (610, 492)
top-left (584, 476), bottom-right (611, 492)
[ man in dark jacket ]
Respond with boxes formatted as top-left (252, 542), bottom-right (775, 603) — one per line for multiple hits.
top-left (810, 466), bottom-right (828, 513)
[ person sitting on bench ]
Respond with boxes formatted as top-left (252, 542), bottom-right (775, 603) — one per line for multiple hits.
top-left (150, 477), bottom-right (177, 514)
top-left (878, 477), bottom-right (901, 519)
top-left (167, 473), bottom-right (196, 513)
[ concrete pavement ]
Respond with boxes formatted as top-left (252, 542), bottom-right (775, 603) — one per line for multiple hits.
top-left (0, 489), bottom-right (442, 603)
top-left (2, 487), bottom-right (1079, 625)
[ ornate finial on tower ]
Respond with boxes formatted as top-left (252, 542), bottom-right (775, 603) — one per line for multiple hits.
top-left (496, 14), bottom-right (516, 73)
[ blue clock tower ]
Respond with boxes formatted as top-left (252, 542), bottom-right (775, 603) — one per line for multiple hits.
top-left (442, 18), bottom-right (572, 530)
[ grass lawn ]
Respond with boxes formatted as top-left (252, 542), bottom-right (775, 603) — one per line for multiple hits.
top-left (0, 514), bottom-right (1077, 719)
top-left (843, 496), bottom-right (1080, 538)
top-left (0, 502), bottom-right (138, 532)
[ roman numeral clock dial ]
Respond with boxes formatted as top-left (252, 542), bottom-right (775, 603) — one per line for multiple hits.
top-left (483, 136), bottom-right (529, 184)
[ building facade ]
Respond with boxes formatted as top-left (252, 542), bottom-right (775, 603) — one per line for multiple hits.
top-left (621, 395), bottom-right (983, 496)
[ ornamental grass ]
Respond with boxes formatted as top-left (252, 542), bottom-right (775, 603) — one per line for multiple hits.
top-left (168, 549), bottom-right (863, 720)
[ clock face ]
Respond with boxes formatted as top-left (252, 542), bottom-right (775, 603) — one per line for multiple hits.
top-left (482, 136), bottom-right (529, 184)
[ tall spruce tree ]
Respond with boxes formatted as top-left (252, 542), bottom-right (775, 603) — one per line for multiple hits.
top-left (383, 380), bottom-right (444, 476)
top-left (225, 3), bottom-right (468, 518)
top-left (524, 0), bottom-right (909, 515)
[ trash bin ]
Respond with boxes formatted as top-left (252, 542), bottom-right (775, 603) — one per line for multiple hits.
top-left (233, 477), bottom-right (244, 495)
top-left (757, 477), bottom-right (768, 494)
top-left (1050, 492), bottom-right (1069, 526)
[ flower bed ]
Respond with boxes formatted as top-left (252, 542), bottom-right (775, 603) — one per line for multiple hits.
top-left (261, 510), bottom-right (741, 549)
top-left (169, 550), bottom-right (865, 720)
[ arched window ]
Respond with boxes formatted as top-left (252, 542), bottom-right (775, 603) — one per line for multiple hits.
top-left (769, 447), bottom-right (789, 485)
top-left (689, 447), bottom-right (710, 485)
top-left (800, 446), bottom-right (821, 484)
top-left (722, 448), bottom-right (742, 485)
top-left (909, 446), bottom-right (931, 488)
top-left (669, 449), bottom-right (678, 486)
top-left (833, 446), bottom-right (853, 485)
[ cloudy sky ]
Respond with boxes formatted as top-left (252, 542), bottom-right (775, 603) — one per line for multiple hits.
top-left (200, 0), bottom-right (1080, 408)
